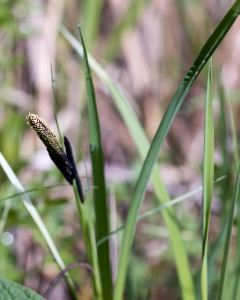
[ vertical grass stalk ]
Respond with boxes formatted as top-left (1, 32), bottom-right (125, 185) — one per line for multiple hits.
top-left (216, 165), bottom-right (240, 300)
top-left (50, 63), bottom-right (63, 146)
top-left (113, 3), bottom-right (240, 299)
top-left (73, 178), bottom-right (103, 300)
top-left (229, 95), bottom-right (240, 300)
top-left (59, 3), bottom-right (240, 299)
top-left (60, 24), bottom-right (195, 300)
top-left (83, 0), bottom-right (102, 49)
top-left (229, 94), bottom-right (239, 175)
top-left (78, 24), bottom-right (112, 300)
top-left (201, 58), bottom-right (214, 300)
top-left (231, 189), bottom-right (240, 299)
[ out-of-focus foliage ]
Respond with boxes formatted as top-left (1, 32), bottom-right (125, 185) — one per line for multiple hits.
top-left (1, 0), bottom-right (240, 299)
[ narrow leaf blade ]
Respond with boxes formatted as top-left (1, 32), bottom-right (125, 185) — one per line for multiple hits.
top-left (78, 25), bottom-right (112, 300)
top-left (201, 58), bottom-right (214, 300)
top-left (113, 3), bottom-right (240, 300)
top-left (59, 24), bottom-right (196, 300)
top-left (216, 165), bottom-right (240, 300)
top-left (0, 152), bottom-right (77, 299)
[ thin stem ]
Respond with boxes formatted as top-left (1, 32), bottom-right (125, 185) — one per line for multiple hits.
top-left (50, 62), bottom-right (63, 146)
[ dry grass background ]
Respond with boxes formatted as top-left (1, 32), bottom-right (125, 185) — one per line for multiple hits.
top-left (1, 0), bottom-right (240, 299)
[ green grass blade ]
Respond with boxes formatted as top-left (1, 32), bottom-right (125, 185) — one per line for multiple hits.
top-left (232, 204), bottom-right (240, 299)
top-left (113, 3), bottom-right (240, 300)
top-left (78, 25), bottom-right (112, 300)
top-left (82, 0), bottom-right (102, 49)
top-left (194, 215), bottom-right (228, 300)
top-left (201, 58), bottom-right (214, 300)
top-left (0, 183), bottom-right (68, 204)
top-left (50, 63), bottom-right (63, 146)
top-left (216, 165), bottom-right (240, 300)
top-left (218, 86), bottom-right (228, 174)
top-left (230, 93), bottom-right (240, 299)
top-left (73, 178), bottom-right (103, 300)
top-left (229, 93), bottom-right (239, 175)
top-left (231, 223), bottom-right (240, 299)
top-left (78, 148), bottom-right (103, 299)
top-left (60, 4), bottom-right (240, 297)
top-left (226, 91), bottom-right (240, 300)
top-left (137, 176), bottom-right (224, 221)
top-left (217, 86), bottom-right (231, 210)
top-left (96, 176), bottom-right (226, 248)
top-left (0, 152), bottom-right (78, 300)
top-left (0, 183), bottom-right (93, 205)
top-left (60, 24), bottom-right (196, 300)
top-left (0, 199), bottom-right (11, 235)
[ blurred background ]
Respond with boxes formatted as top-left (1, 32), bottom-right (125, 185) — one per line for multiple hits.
top-left (0, 0), bottom-right (240, 299)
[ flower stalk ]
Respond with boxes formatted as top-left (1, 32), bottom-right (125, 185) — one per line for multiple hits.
top-left (26, 113), bottom-right (84, 202)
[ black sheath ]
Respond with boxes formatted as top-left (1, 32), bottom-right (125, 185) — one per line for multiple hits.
top-left (64, 136), bottom-right (84, 203)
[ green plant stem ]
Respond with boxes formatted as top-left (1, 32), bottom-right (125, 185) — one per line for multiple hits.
top-left (51, 62), bottom-right (63, 146)
top-left (73, 179), bottom-right (103, 300)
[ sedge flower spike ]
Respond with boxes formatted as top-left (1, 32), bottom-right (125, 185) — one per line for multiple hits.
top-left (26, 113), bottom-right (84, 202)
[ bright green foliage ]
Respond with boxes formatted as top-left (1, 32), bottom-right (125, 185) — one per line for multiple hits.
top-left (0, 277), bottom-right (45, 300)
